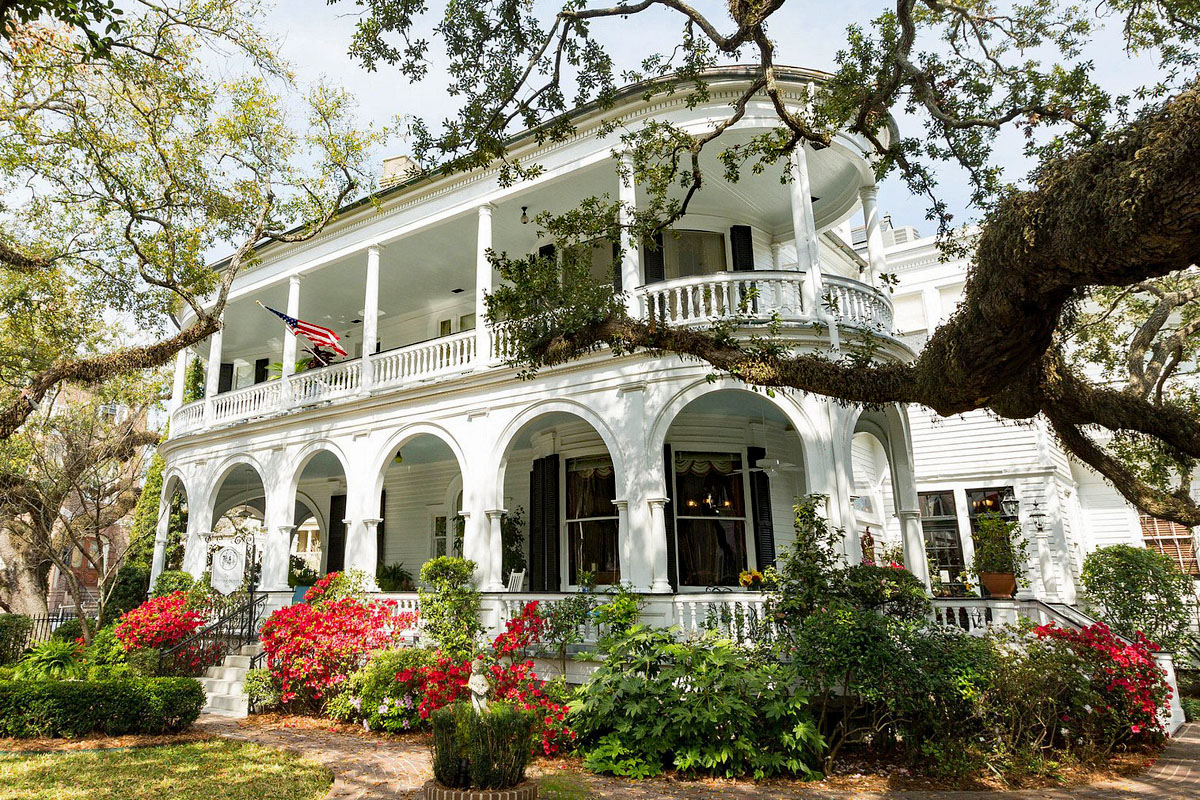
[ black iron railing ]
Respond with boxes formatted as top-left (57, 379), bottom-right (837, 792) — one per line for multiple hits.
top-left (158, 592), bottom-right (267, 677)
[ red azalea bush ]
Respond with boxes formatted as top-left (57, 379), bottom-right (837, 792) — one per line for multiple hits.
top-left (115, 591), bottom-right (205, 652)
top-left (1035, 622), bottom-right (1170, 745)
top-left (259, 597), bottom-right (415, 707)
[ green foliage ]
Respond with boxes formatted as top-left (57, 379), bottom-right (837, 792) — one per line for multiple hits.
top-left (102, 562), bottom-right (150, 625)
top-left (83, 624), bottom-right (126, 669)
top-left (50, 618), bottom-right (95, 643)
top-left (1, 0), bottom-right (125, 53)
top-left (572, 626), bottom-right (824, 779)
top-left (182, 357), bottom-right (206, 405)
top-left (376, 561), bottom-right (414, 592)
top-left (14, 640), bottom-right (85, 681)
top-left (837, 564), bottom-right (932, 620)
top-left (152, 570), bottom-right (195, 598)
top-left (539, 594), bottom-right (595, 672)
top-left (0, 615), bottom-right (32, 665)
top-left (431, 702), bottom-right (535, 790)
top-left (501, 507), bottom-right (527, 577)
top-left (0, 677), bottom-right (204, 737)
top-left (244, 668), bottom-right (282, 712)
top-left (970, 513), bottom-right (1030, 576)
top-left (288, 557), bottom-right (321, 588)
top-left (769, 496), bottom-right (848, 620)
top-left (1183, 697), bottom-right (1200, 722)
top-left (326, 647), bottom-right (436, 732)
top-left (1081, 544), bottom-right (1193, 650)
top-left (418, 557), bottom-right (483, 660)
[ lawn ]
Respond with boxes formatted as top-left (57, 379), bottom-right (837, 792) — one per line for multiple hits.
top-left (0, 739), bottom-right (331, 800)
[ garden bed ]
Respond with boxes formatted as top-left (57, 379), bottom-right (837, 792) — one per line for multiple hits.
top-left (0, 729), bottom-right (213, 754)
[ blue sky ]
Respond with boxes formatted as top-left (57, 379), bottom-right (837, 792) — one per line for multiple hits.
top-left (258, 0), bottom-right (1164, 233)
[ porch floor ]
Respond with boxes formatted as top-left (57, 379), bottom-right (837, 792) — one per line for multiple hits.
top-left (195, 715), bottom-right (1200, 800)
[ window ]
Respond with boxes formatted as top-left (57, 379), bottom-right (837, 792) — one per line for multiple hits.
top-left (432, 515), bottom-right (449, 558)
top-left (438, 319), bottom-right (453, 337)
top-left (458, 313), bottom-right (476, 332)
top-left (673, 451), bottom-right (748, 586)
top-left (565, 455), bottom-right (619, 585)
top-left (665, 231), bottom-right (726, 279)
top-left (918, 491), bottom-right (967, 594)
top-left (966, 487), bottom-right (1016, 525)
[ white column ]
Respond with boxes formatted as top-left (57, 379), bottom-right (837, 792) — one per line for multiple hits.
top-left (921, 286), bottom-right (943, 335)
top-left (259, 525), bottom-right (294, 592)
top-left (149, 492), bottom-right (171, 584)
top-left (790, 146), bottom-right (834, 347)
top-left (898, 509), bottom-right (931, 589)
top-left (859, 184), bottom-right (887, 287)
top-left (485, 509), bottom-right (506, 592)
top-left (476, 204), bottom-right (494, 363)
top-left (282, 276), bottom-right (301, 377)
top-left (169, 349), bottom-right (188, 413)
top-left (617, 153), bottom-right (641, 317)
top-left (203, 321), bottom-right (223, 425)
top-left (181, 494), bottom-right (213, 579)
top-left (770, 242), bottom-right (783, 270)
top-left (613, 499), bottom-right (633, 588)
top-left (647, 497), bottom-right (672, 593)
top-left (344, 516), bottom-right (382, 590)
top-left (361, 245), bottom-right (381, 394)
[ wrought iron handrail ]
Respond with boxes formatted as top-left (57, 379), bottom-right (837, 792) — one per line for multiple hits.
top-left (158, 592), bottom-right (267, 677)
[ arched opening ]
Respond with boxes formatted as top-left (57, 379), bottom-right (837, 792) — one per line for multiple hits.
top-left (377, 434), bottom-right (465, 590)
top-left (850, 430), bottom-right (901, 564)
top-left (209, 463), bottom-right (267, 581)
top-left (662, 390), bottom-right (807, 589)
top-left (291, 450), bottom-right (348, 577)
top-left (159, 475), bottom-right (189, 573)
top-left (499, 411), bottom-right (621, 591)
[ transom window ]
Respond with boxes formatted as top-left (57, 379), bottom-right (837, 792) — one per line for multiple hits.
top-left (565, 455), bottom-right (619, 585)
top-left (673, 451), bottom-right (748, 586)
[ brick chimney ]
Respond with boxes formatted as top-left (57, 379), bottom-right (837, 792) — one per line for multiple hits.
top-left (381, 155), bottom-right (418, 188)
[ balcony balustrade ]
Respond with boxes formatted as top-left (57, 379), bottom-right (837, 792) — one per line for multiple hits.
top-left (171, 272), bottom-right (894, 437)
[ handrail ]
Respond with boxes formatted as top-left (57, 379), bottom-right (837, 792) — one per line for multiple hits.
top-left (158, 592), bottom-right (267, 677)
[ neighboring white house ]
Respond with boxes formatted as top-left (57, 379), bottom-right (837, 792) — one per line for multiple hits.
top-left (148, 64), bottom-right (1194, 625)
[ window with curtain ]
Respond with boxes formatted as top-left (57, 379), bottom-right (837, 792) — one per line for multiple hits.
top-left (665, 231), bottom-right (727, 279)
top-left (673, 451), bottom-right (747, 586)
top-left (566, 455), bottom-right (619, 585)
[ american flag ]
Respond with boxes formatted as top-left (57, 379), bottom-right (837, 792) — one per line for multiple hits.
top-left (258, 303), bottom-right (348, 357)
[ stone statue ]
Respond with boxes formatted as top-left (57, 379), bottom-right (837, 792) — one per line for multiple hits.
top-left (860, 526), bottom-right (876, 565)
top-left (467, 658), bottom-right (491, 715)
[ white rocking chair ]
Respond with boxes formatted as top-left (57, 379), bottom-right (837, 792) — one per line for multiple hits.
top-left (506, 569), bottom-right (525, 593)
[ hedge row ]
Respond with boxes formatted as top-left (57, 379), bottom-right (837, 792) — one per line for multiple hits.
top-left (0, 678), bottom-right (205, 738)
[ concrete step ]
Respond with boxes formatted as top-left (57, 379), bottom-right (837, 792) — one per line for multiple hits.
top-left (203, 694), bottom-right (249, 716)
top-left (239, 643), bottom-right (264, 658)
top-left (199, 677), bottom-right (244, 695)
top-left (222, 654), bottom-right (252, 669)
top-left (205, 665), bottom-right (248, 681)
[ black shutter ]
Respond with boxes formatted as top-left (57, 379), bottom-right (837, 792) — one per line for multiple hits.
top-left (254, 358), bottom-right (269, 384)
top-left (612, 239), bottom-right (622, 292)
top-left (730, 225), bottom-right (754, 271)
top-left (376, 490), bottom-right (386, 568)
top-left (643, 231), bottom-right (665, 284)
top-left (217, 363), bottom-right (234, 394)
top-left (663, 444), bottom-right (678, 591)
top-left (528, 455), bottom-right (561, 591)
top-left (746, 446), bottom-right (776, 570)
top-left (326, 494), bottom-right (347, 573)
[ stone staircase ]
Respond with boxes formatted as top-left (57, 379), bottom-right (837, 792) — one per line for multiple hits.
top-left (199, 642), bottom-right (261, 717)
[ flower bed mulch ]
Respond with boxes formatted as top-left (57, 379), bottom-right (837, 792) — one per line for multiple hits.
top-left (239, 710), bottom-right (430, 747)
top-left (0, 729), bottom-right (213, 754)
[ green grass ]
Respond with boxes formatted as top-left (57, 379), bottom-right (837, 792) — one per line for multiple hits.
top-left (0, 740), bottom-right (331, 800)
top-left (539, 773), bottom-right (593, 800)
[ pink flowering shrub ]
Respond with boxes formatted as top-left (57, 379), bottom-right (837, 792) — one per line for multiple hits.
top-left (259, 597), bottom-right (417, 708)
top-left (1035, 622), bottom-right (1169, 746)
top-left (115, 591), bottom-right (204, 651)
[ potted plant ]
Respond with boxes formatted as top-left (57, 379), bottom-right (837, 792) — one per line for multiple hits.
top-left (970, 513), bottom-right (1030, 599)
top-left (426, 700), bottom-right (538, 799)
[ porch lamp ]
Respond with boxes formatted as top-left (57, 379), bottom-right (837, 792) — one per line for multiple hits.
top-left (1000, 488), bottom-right (1020, 518)
top-left (520, 206), bottom-right (529, 225)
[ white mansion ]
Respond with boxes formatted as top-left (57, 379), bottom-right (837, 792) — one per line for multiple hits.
top-left (149, 66), bottom-right (1195, 621)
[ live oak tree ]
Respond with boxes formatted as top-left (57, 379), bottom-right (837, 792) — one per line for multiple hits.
top-left (337, 0), bottom-right (1200, 525)
top-left (0, 0), bottom-right (385, 441)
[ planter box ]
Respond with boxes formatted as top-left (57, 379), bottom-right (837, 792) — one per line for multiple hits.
top-left (422, 779), bottom-right (537, 800)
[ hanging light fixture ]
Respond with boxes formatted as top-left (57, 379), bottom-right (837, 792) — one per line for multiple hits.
top-left (1000, 487), bottom-right (1020, 518)
top-left (520, 206), bottom-right (529, 225)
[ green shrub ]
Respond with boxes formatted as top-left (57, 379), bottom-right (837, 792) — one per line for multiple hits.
top-left (837, 563), bottom-right (931, 620)
top-left (244, 668), bottom-right (282, 712)
top-left (102, 562), bottom-right (150, 625)
top-left (0, 615), bottom-right (33, 665)
top-left (1081, 544), bottom-right (1192, 650)
top-left (377, 562), bottom-right (415, 592)
top-left (15, 640), bottom-right (85, 681)
top-left (970, 513), bottom-right (1029, 576)
top-left (0, 677), bottom-right (204, 738)
top-left (152, 570), bottom-right (195, 598)
top-left (1183, 697), bottom-right (1200, 723)
top-left (288, 556), bottom-right (321, 588)
top-left (326, 647), bottom-right (436, 732)
top-left (84, 624), bottom-right (126, 667)
top-left (49, 618), bottom-right (96, 643)
top-left (573, 626), bottom-right (823, 779)
top-left (431, 702), bottom-right (534, 790)
top-left (418, 557), bottom-right (483, 660)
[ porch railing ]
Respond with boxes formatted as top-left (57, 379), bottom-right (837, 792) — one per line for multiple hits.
top-left (289, 359), bottom-right (361, 404)
top-left (641, 271), bottom-right (808, 327)
top-left (372, 331), bottom-right (475, 389)
top-left (212, 381), bottom-right (282, 424)
top-left (158, 592), bottom-right (267, 677)
top-left (824, 274), bottom-right (894, 330)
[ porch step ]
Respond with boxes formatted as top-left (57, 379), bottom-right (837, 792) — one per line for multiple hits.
top-left (199, 647), bottom-right (257, 719)
top-left (203, 693), bottom-right (249, 716)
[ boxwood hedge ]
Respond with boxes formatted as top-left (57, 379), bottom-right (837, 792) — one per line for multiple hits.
top-left (0, 677), bottom-right (205, 738)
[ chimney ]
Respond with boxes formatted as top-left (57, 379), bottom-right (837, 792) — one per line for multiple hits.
top-left (381, 155), bottom-right (419, 188)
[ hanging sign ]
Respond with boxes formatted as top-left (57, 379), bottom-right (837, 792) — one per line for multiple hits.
top-left (211, 544), bottom-right (245, 595)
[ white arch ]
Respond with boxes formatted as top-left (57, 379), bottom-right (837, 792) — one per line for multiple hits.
top-left (202, 453), bottom-right (270, 515)
top-left (647, 378), bottom-right (823, 477)
top-left (491, 398), bottom-right (629, 507)
top-left (284, 439), bottom-right (352, 511)
top-left (368, 422), bottom-right (470, 503)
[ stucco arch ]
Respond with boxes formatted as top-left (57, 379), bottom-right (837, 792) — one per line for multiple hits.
top-left (283, 439), bottom-right (353, 509)
top-left (368, 422), bottom-right (470, 503)
top-left (492, 398), bottom-right (629, 507)
top-left (846, 404), bottom-right (915, 502)
top-left (647, 378), bottom-right (823, 478)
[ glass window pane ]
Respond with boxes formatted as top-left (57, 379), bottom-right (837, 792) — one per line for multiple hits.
top-left (674, 452), bottom-right (745, 517)
top-left (666, 231), bottom-right (727, 279)
top-left (677, 519), bottom-right (747, 586)
top-left (568, 519), bottom-right (620, 585)
top-left (567, 456), bottom-right (616, 519)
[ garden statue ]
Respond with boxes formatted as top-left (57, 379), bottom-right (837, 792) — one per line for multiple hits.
top-left (860, 527), bottom-right (876, 565)
top-left (468, 657), bottom-right (491, 715)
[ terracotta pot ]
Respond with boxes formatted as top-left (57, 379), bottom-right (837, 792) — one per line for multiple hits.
top-left (979, 572), bottom-right (1017, 599)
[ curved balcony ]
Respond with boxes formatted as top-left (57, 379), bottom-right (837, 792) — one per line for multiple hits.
top-left (170, 272), bottom-right (893, 438)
